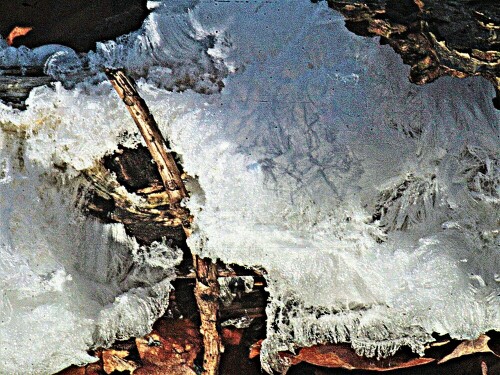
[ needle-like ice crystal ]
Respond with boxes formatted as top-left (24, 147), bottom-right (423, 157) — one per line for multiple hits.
top-left (0, 0), bottom-right (498, 373)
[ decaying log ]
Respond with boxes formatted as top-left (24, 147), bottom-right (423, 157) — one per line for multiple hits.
top-left (106, 68), bottom-right (223, 375)
top-left (0, 67), bottom-right (52, 109)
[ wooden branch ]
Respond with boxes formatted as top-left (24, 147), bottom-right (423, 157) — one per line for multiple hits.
top-left (193, 256), bottom-right (223, 375)
top-left (0, 69), bottom-right (52, 109)
top-left (105, 69), bottom-right (187, 206)
top-left (106, 68), bottom-right (222, 375)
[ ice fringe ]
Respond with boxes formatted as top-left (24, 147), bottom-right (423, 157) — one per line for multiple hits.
top-left (260, 293), bottom-right (433, 373)
top-left (460, 145), bottom-right (499, 204)
top-left (0, 132), bottom-right (183, 374)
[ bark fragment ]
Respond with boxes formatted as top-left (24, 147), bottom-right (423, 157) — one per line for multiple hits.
top-left (323, 0), bottom-right (500, 108)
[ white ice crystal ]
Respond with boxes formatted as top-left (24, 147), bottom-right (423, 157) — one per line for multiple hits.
top-left (0, 0), bottom-right (498, 374)
top-left (0, 129), bottom-right (182, 374)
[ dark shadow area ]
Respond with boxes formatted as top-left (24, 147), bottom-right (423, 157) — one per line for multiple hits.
top-left (0, 0), bottom-right (149, 51)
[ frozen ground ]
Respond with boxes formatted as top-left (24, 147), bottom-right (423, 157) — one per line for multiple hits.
top-left (0, 0), bottom-right (499, 373)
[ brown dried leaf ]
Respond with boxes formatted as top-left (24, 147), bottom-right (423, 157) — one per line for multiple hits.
top-left (134, 319), bottom-right (201, 374)
top-left (55, 358), bottom-right (102, 375)
top-left (84, 362), bottom-right (102, 375)
top-left (135, 364), bottom-right (196, 375)
top-left (438, 335), bottom-right (498, 364)
top-left (249, 339), bottom-right (263, 359)
top-left (6, 26), bottom-right (33, 46)
top-left (250, 341), bottom-right (434, 371)
top-left (287, 345), bottom-right (434, 371)
top-left (222, 327), bottom-right (244, 346)
top-left (102, 349), bottom-right (138, 374)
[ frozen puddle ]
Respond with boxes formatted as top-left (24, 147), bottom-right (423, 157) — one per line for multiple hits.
top-left (0, 0), bottom-right (499, 373)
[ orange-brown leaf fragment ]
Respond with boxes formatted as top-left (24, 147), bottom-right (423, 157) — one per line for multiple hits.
top-left (222, 327), bottom-right (244, 346)
top-left (135, 364), bottom-right (196, 375)
top-left (84, 362), bottom-right (103, 375)
top-left (6, 26), bottom-right (33, 46)
top-left (285, 346), bottom-right (356, 370)
top-left (250, 341), bottom-right (434, 371)
top-left (135, 332), bottom-right (197, 375)
top-left (249, 339), bottom-right (263, 359)
top-left (287, 344), bottom-right (434, 371)
top-left (134, 319), bottom-right (202, 375)
top-left (438, 335), bottom-right (498, 364)
top-left (102, 349), bottom-right (139, 374)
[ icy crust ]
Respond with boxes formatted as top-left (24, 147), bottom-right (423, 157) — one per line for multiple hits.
top-left (0, 130), bottom-right (182, 374)
top-left (156, 2), bottom-right (499, 372)
top-left (0, 1), bottom-right (232, 371)
top-left (0, 0), bottom-right (498, 374)
top-left (86, 0), bottom-right (232, 93)
top-left (0, 82), bottom-right (142, 172)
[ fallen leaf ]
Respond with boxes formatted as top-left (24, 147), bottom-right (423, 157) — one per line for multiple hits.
top-left (134, 319), bottom-right (202, 374)
top-left (438, 335), bottom-right (498, 364)
top-left (249, 339), bottom-right (263, 359)
top-left (135, 364), bottom-right (197, 375)
top-left (287, 345), bottom-right (434, 371)
top-left (84, 362), bottom-right (102, 375)
top-left (250, 341), bottom-right (434, 371)
top-left (6, 26), bottom-right (33, 46)
top-left (102, 349), bottom-right (139, 374)
top-left (222, 327), bottom-right (244, 346)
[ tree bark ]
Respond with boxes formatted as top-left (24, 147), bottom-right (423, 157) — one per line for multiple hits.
top-left (193, 256), bottom-right (223, 375)
top-left (322, 0), bottom-right (500, 108)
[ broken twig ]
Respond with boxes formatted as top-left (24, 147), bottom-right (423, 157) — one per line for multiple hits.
top-left (193, 256), bottom-right (223, 375)
top-left (106, 68), bottom-right (222, 375)
top-left (105, 69), bottom-right (187, 206)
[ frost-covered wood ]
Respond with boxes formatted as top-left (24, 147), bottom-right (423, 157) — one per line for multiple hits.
top-left (105, 69), bottom-right (188, 206)
top-left (0, 67), bottom-right (52, 108)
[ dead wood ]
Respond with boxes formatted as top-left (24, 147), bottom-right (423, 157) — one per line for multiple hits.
top-left (0, 67), bottom-right (52, 109)
top-left (105, 69), bottom-right (188, 207)
top-left (193, 256), bottom-right (223, 375)
top-left (106, 68), bottom-right (222, 375)
top-left (323, 0), bottom-right (500, 108)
